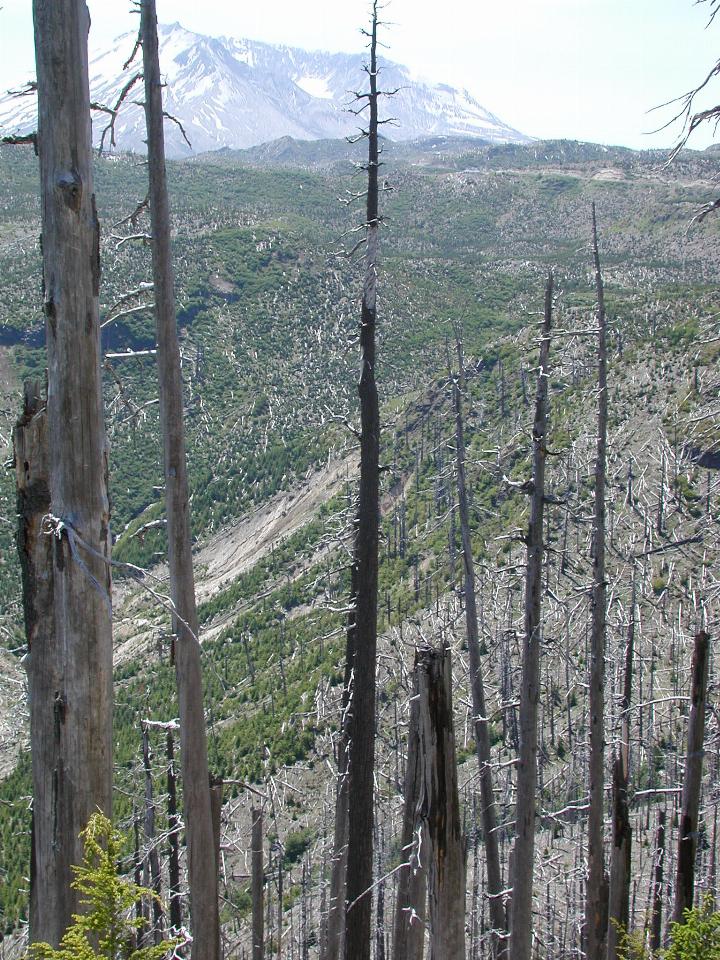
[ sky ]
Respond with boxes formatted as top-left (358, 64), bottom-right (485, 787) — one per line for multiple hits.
top-left (1, 0), bottom-right (718, 150)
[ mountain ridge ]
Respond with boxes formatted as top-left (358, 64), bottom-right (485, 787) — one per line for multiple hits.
top-left (0, 21), bottom-right (530, 157)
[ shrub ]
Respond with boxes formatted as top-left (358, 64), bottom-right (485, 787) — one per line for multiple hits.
top-left (26, 813), bottom-right (180, 960)
top-left (664, 897), bottom-right (720, 960)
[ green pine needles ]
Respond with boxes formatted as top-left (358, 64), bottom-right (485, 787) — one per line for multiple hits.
top-left (664, 897), bottom-right (720, 960)
top-left (26, 813), bottom-right (180, 960)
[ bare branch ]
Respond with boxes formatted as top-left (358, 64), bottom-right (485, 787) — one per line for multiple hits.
top-left (163, 111), bottom-right (192, 148)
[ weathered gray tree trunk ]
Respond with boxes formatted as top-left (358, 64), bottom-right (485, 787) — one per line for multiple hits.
top-left (392, 681), bottom-right (427, 960)
top-left (586, 203), bottom-right (609, 960)
top-left (140, 2), bottom-right (219, 956)
top-left (606, 576), bottom-right (635, 960)
top-left (141, 724), bottom-right (164, 944)
top-left (509, 272), bottom-right (553, 960)
top-left (14, 384), bottom-right (54, 940)
top-left (252, 808), bottom-right (265, 960)
top-left (166, 728), bottom-right (183, 935)
top-left (672, 630), bottom-right (710, 924)
top-left (649, 810), bottom-right (665, 954)
top-left (417, 646), bottom-right (466, 960)
top-left (28, 1), bottom-right (114, 942)
top-left (322, 631), bottom-right (352, 960)
top-left (343, 6), bottom-right (382, 959)
top-left (452, 331), bottom-right (506, 958)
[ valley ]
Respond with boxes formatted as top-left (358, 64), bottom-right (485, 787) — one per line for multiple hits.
top-left (0, 133), bottom-right (718, 956)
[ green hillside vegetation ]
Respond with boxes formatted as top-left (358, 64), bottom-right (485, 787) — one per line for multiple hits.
top-left (0, 136), bottom-right (718, 951)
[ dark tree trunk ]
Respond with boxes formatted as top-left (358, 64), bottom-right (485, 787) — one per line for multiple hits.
top-left (510, 272), bottom-right (553, 960)
top-left (416, 646), bottom-right (466, 960)
top-left (673, 631), bottom-right (710, 924)
top-left (252, 808), bottom-right (265, 960)
top-left (606, 575), bottom-right (635, 960)
top-left (392, 680), bottom-right (427, 960)
top-left (606, 756), bottom-right (631, 960)
top-left (586, 203), bottom-right (609, 960)
top-left (343, 6), bottom-right (382, 960)
top-left (649, 810), bottom-right (665, 954)
top-left (322, 573), bottom-right (354, 960)
top-left (141, 3), bottom-right (220, 956)
top-left (29, 0), bottom-right (114, 942)
top-left (453, 331), bottom-right (506, 958)
top-left (141, 724), bottom-right (164, 943)
top-left (14, 384), bottom-right (53, 941)
top-left (166, 728), bottom-right (183, 935)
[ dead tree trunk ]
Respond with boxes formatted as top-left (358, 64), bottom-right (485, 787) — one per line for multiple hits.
top-left (672, 630), bottom-right (710, 924)
top-left (29, 1), bottom-right (114, 942)
top-left (509, 272), bottom-right (553, 960)
top-left (140, 3), bottom-right (219, 956)
top-left (252, 808), bottom-right (265, 960)
top-left (649, 810), bottom-right (665, 954)
top-left (343, 6), bottom-right (382, 960)
top-left (417, 646), bottom-right (466, 960)
top-left (322, 573), bottom-right (354, 960)
top-left (606, 756), bottom-right (631, 960)
top-left (392, 680), bottom-right (427, 960)
top-left (586, 203), bottom-right (609, 960)
top-left (166, 728), bottom-right (183, 935)
top-left (452, 330), bottom-right (506, 957)
top-left (606, 574), bottom-right (635, 960)
top-left (14, 384), bottom-right (54, 940)
top-left (141, 724), bottom-right (164, 943)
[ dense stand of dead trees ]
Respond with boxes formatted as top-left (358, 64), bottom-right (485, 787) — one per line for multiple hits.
top-left (8, 4), bottom-right (719, 960)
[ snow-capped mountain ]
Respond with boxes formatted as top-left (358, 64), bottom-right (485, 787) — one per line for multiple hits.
top-left (0, 22), bottom-right (529, 157)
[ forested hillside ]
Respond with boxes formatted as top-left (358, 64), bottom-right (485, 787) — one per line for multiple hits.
top-left (0, 134), bottom-right (718, 955)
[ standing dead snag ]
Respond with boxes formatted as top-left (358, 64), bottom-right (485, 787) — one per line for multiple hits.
top-left (509, 272), bottom-right (553, 960)
top-left (586, 203), bottom-right (609, 960)
top-left (650, 811), bottom-right (665, 955)
top-left (252, 808), bottom-right (265, 960)
top-left (342, 5), bottom-right (382, 960)
top-left (28, 0), bottom-right (114, 944)
top-left (140, 2), bottom-right (219, 956)
top-left (673, 630), bottom-right (711, 925)
top-left (14, 383), bottom-right (54, 941)
top-left (606, 572), bottom-right (636, 960)
top-left (392, 677), bottom-right (427, 960)
top-left (416, 646), bottom-right (466, 960)
top-left (452, 328), bottom-right (506, 957)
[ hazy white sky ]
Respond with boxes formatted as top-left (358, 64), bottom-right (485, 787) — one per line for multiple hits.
top-left (1, 0), bottom-right (718, 150)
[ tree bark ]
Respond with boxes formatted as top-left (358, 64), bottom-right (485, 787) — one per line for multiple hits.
top-left (672, 631), bottom-right (710, 924)
top-left (416, 646), bottom-right (466, 960)
top-left (649, 810), bottom-right (665, 954)
top-left (141, 724), bottom-right (164, 944)
top-left (140, 3), bottom-right (219, 956)
top-left (322, 572), bottom-right (353, 960)
top-left (453, 330), bottom-right (506, 958)
top-left (586, 202), bottom-right (609, 960)
top-left (392, 680), bottom-right (427, 960)
top-left (343, 6), bottom-right (382, 960)
top-left (252, 808), bottom-right (265, 960)
top-left (605, 756), bottom-right (631, 960)
top-left (166, 728), bottom-right (183, 935)
top-left (509, 272), bottom-right (553, 960)
top-left (14, 384), bottom-right (54, 941)
top-left (606, 575), bottom-right (635, 960)
top-left (29, 1), bottom-right (114, 942)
